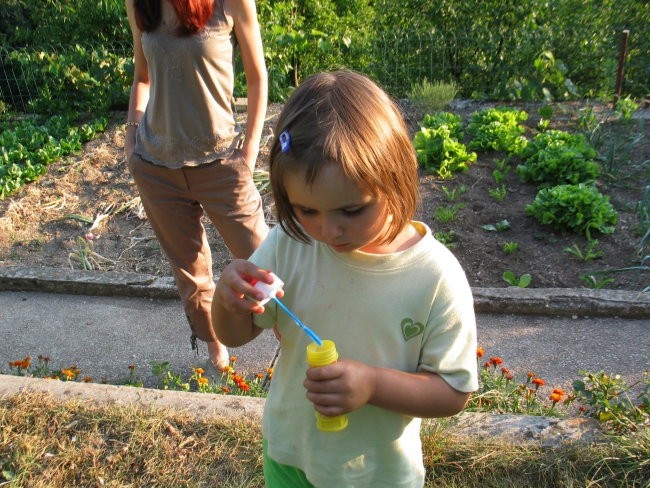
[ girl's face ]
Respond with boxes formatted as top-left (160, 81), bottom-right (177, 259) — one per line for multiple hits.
top-left (284, 163), bottom-right (397, 254)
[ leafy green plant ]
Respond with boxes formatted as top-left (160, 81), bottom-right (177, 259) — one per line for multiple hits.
top-left (482, 219), bottom-right (511, 232)
top-left (408, 79), bottom-right (458, 113)
top-left (440, 184), bottom-right (467, 202)
top-left (502, 50), bottom-right (578, 102)
top-left (435, 204), bottom-right (463, 223)
top-left (502, 242), bottom-right (519, 255)
top-left (564, 241), bottom-right (603, 261)
top-left (584, 255), bottom-right (650, 292)
top-left (419, 112), bottom-right (464, 139)
top-left (573, 370), bottom-right (650, 433)
top-left (488, 185), bottom-right (507, 202)
top-left (434, 230), bottom-right (456, 248)
top-left (7, 45), bottom-right (130, 116)
top-left (413, 125), bottom-right (477, 179)
top-left (526, 184), bottom-right (618, 240)
top-left (0, 115), bottom-right (107, 198)
top-left (614, 97), bottom-right (640, 120)
top-left (502, 271), bottom-right (532, 287)
top-left (467, 107), bottom-right (528, 154)
top-left (492, 167), bottom-right (509, 185)
top-left (517, 130), bottom-right (600, 188)
top-left (536, 104), bottom-right (553, 131)
top-left (580, 274), bottom-right (615, 289)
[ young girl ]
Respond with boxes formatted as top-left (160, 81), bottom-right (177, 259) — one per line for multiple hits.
top-left (212, 70), bottom-right (478, 487)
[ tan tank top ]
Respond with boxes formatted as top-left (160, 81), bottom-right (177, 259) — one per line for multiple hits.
top-left (134, 0), bottom-right (242, 168)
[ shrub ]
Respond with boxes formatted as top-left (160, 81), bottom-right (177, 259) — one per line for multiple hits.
top-left (407, 79), bottom-right (458, 113)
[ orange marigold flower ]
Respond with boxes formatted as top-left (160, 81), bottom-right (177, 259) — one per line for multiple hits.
top-left (239, 383), bottom-right (250, 392)
top-left (489, 357), bottom-right (503, 367)
top-left (483, 361), bottom-right (491, 369)
top-left (266, 368), bottom-right (274, 374)
top-left (193, 367), bottom-right (205, 376)
top-left (255, 373), bottom-right (264, 380)
top-left (552, 388), bottom-right (566, 396)
top-left (501, 367), bottom-right (514, 380)
top-left (476, 347), bottom-right (485, 359)
top-left (527, 372), bottom-right (535, 379)
top-left (532, 377), bottom-right (545, 387)
top-left (549, 391), bottom-right (564, 403)
top-left (61, 369), bottom-right (76, 380)
top-left (221, 386), bottom-right (230, 394)
top-left (83, 376), bottom-right (93, 383)
top-left (197, 377), bottom-right (209, 386)
top-left (9, 356), bottom-right (31, 369)
top-left (230, 356), bottom-right (238, 363)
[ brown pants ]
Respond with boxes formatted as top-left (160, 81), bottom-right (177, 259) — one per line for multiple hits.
top-left (128, 152), bottom-right (269, 345)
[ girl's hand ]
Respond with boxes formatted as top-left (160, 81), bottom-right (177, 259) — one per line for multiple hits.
top-left (214, 260), bottom-right (280, 315)
top-left (303, 359), bottom-right (378, 416)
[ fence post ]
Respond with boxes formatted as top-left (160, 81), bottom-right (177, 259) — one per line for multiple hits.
top-left (612, 29), bottom-right (629, 110)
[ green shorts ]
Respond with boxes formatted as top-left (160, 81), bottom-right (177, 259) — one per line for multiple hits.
top-left (263, 439), bottom-right (315, 488)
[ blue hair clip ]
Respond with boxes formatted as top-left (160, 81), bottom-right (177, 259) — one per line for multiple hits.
top-left (279, 129), bottom-right (291, 153)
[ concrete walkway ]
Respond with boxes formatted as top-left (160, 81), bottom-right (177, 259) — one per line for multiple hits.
top-left (1, 266), bottom-right (648, 444)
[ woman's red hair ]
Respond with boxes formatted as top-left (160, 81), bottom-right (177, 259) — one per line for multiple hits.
top-left (134, 0), bottom-right (214, 36)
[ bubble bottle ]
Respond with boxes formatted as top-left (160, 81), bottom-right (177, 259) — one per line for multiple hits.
top-left (306, 340), bottom-right (349, 432)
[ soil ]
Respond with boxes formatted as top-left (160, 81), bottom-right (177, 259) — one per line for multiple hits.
top-left (1, 101), bottom-right (648, 292)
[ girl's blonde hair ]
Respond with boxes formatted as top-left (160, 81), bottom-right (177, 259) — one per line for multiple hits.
top-left (270, 70), bottom-right (420, 244)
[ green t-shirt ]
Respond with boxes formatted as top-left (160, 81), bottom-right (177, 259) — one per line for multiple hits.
top-left (252, 222), bottom-right (478, 487)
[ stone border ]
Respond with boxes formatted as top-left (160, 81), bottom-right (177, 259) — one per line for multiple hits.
top-left (1, 266), bottom-right (648, 318)
top-left (0, 375), bottom-right (604, 448)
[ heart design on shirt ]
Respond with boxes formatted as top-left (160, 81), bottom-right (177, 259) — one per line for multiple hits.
top-left (401, 318), bottom-right (425, 341)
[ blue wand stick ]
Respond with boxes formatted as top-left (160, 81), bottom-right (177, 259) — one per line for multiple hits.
top-left (272, 296), bottom-right (323, 345)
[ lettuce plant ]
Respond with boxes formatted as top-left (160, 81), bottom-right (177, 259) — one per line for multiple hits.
top-left (467, 107), bottom-right (528, 154)
top-left (526, 183), bottom-right (618, 240)
top-left (517, 129), bottom-right (600, 187)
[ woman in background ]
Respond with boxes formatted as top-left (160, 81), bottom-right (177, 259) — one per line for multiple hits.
top-left (124, 0), bottom-right (269, 369)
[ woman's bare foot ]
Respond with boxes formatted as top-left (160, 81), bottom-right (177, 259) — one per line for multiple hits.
top-left (207, 341), bottom-right (230, 370)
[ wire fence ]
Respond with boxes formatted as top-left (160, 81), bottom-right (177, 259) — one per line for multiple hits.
top-left (0, 33), bottom-right (459, 114)
top-left (1, 29), bottom-right (644, 115)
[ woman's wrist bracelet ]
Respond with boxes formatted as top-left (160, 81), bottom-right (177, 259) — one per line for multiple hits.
top-left (125, 121), bottom-right (139, 128)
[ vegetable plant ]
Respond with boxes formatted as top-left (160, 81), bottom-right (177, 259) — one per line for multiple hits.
top-left (564, 241), bottom-right (603, 261)
top-left (413, 124), bottom-right (476, 179)
top-left (482, 219), bottom-right (511, 232)
top-left (502, 271), bottom-right (532, 288)
top-left (467, 107), bottom-right (528, 154)
top-left (525, 183), bottom-right (618, 240)
top-left (502, 242), bottom-right (519, 255)
top-left (517, 130), bottom-right (600, 188)
top-left (419, 112), bottom-right (464, 140)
